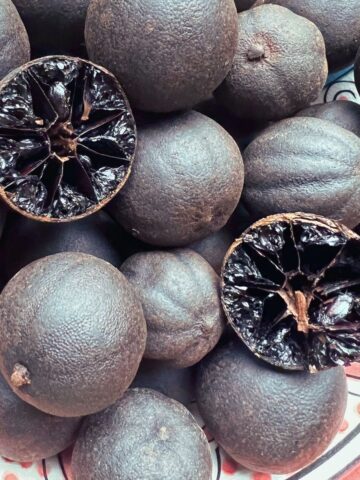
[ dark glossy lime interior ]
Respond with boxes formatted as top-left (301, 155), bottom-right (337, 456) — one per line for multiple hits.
top-left (0, 57), bottom-right (136, 219)
top-left (223, 218), bottom-right (360, 371)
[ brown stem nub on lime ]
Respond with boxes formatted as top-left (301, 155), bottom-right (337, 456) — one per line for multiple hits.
top-left (10, 363), bottom-right (31, 388)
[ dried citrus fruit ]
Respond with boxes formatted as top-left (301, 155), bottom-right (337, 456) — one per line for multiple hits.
top-left (196, 340), bottom-right (347, 474)
top-left (259, 0), bottom-right (360, 71)
top-left (72, 389), bottom-right (212, 480)
top-left (0, 0), bottom-right (30, 79)
top-left (0, 252), bottom-right (146, 417)
top-left (241, 117), bottom-right (360, 228)
top-left (109, 111), bottom-right (243, 246)
top-left (85, 0), bottom-right (238, 113)
top-left (215, 5), bottom-right (327, 120)
top-left (222, 213), bottom-right (360, 371)
top-left (0, 56), bottom-right (136, 221)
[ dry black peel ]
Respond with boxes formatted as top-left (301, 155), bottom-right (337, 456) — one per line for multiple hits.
top-left (222, 213), bottom-right (360, 372)
top-left (0, 56), bottom-right (136, 221)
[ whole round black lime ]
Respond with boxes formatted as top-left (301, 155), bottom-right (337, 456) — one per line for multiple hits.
top-left (0, 55), bottom-right (136, 221)
top-left (0, 210), bottom-right (127, 286)
top-left (121, 249), bottom-right (225, 368)
top-left (196, 341), bottom-right (347, 474)
top-left (12, 0), bottom-right (90, 57)
top-left (216, 5), bottom-right (327, 120)
top-left (242, 117), bottom-right (360, 228)
top-left (85, 0), bottom-right (238, 112)
top-left (0, 252), bottom-right (146, 417)
top-left (109, 111), bottom-right (244, 246)
top-left (296, 101), bottom-right (360, 137)
top-left (0, 0), bottom-right (30, 79)
top-left (259, 0), bottom-right (360, 71)
top-left (222, 212), bottom-right (360, 372)
top-left (131, 359), bottom-right (195, 406)
top-left (0, 372), bottom-right (81, 462)
top-left (72, 389), bottom-right (212, 480)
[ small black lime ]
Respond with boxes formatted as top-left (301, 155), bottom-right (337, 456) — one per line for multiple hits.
top-left (0, 252), bottom-right (146, 417)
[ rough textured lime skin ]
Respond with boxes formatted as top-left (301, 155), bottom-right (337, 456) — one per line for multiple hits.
top-left (216, 5), bottom-right (327, 121)
top-left (259, 0), bottom-right (360, 71)
top-left (0, 211), bottom-right (127, 286)
top-left (0, 252), bottom-right (147, 417)
top-left (196, 341), bottom-right (347, 474)
top-left (109, 111), bottom-right (244, 247)
top-left (85, 0), bottom-right (238, 112)
top-left (13, 0), bottom-right (89, 56)
top-left (121, 249), bottom-right (225, 368)
top-left (0, 373), bottom-right (81, 462)
top-left (72, 389), bottom-right (212, 480)
top-left (242, 117), bottom-right (360, 228)
top-left (0, 0), bottom-right (30, 78)
top-left (296, 101), bottom-right (360, 137)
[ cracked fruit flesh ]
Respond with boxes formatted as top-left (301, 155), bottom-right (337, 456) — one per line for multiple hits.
top-left (0, 56), bottom-right (136, 221)
top-left (222, 213), bottom-right (360, 372)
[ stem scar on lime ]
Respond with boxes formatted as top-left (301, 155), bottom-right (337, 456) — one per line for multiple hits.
top-left (10, 363), bottom-right (31, 388)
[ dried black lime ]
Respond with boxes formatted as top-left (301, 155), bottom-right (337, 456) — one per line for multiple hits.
top-left (259, 0), bottom-right (360, 71)
top-left (0, 0), bottom-right (30, 80)
top-left (222, 213), bottom-right (360, 372)
top-left (85, 0), bottom-right (238, 113)
top-left (196, 340), bottom-right (347, 474)
top-left (0, 56), bottom-right (136, 221)
top-left (0, 252), bottom-right (146, 417)
top-left (242, 117), bottom-right (360, 228)
top-left (72, 389), bottom-right (212, 480)
top-left (109, 111), bottom-right (243, 246)
top-left (0, 372), bottom-right (81, 462)
top-left (215, 5), bottom-right (328, 121)
top-left (121, 249), bottom-right (225, 368)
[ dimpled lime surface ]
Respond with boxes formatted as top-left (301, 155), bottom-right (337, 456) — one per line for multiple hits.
top-left (0, 0), bottom-right (29, 78)
top-left (196, 341), bottom-right (347, 474)
top-left (85, 0), bottom-right (238, 112)
top-left (0, 252), bottom-right (146, 417)
top-left (110, 111), bottom-right (244, 246)
top-left (72, 389), bottom-right (212, 480)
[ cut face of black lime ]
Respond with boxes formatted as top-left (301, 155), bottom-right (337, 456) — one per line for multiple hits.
top-left (222, 213), bottom-right (360, 371)
top-left (0, 56), bottom-right (136, 220)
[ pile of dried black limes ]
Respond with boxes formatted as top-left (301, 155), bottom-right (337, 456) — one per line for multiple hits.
top-left (0, 0), bottom-right (358, 478)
